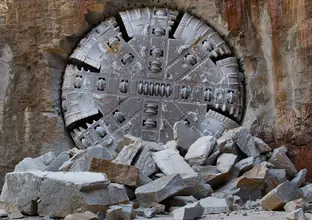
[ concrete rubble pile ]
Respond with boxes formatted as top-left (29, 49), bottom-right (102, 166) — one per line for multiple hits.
top-left (1, 122), bottom-right (312, 220)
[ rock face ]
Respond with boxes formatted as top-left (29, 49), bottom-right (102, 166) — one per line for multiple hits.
top-left (0, 171), bottom-right (129, 217)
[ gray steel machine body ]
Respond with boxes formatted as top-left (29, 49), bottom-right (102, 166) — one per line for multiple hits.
top-left (61, 8), bottom-right (244, 151)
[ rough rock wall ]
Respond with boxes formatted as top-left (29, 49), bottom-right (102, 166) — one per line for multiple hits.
top-left (0, 0), bottom-right (311, 185)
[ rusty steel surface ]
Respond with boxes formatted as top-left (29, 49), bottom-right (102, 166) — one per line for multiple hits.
top-left (61, 8), bottom-right (244, 151)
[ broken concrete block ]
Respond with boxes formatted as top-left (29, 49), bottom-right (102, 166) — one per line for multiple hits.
top-left (45, 152), bottom-right (70, 172)
top-left (199, 197), bottom-right (230, 214)
top-left (0, 171), bottom-right (128, 217)
top-left (113, 141), bottom-right (143, 165)
top-left (217, 153), bottom-right (237, 173)
top-left (242, 164), bottom-right (268, 181)
top-left (173, 121), bottom-right (200, 151)
top-left (135, 174), bottom-right (187, 205)
top-left (177, 173), bottom-right (213, 199)
top-left (234, 157), bottom-right (254, 174)
top-left (260, 181), bottom-right (303, 210)
top-left (291, 169), bottom-right (307, 188)
top-left (253, 136), bottom-right (271, 154)
top-left (64, 211), bottom-right (99, 220)
top-left (286, 208), bottom-right (306, 220)
top-left (185, 136), bottom-right (216, 165)
top-left (284, 198), bottom-right (308, 212)
top-left (106, 204), bottom-right (135, 220)
top-left (204, 150), bottom-right (220, 165)
top-left (34, 151), bottom-right (56, 166)
top-left (88, 158), bottom-right (151, 187)
top-left (135, 207), bottom-right (157, 218)
top-left (230, 127), bottom-right (260, 157)
top-left (264, 168), bottom-right (287, 194)
top-left (152, 149), bottom-right (195, 175)
top-left (14, 157), bottom-right (46, 172)
top-left (268, 147), bottom-right (298, 179)
top-left (172, 202), bottom-right (204, 220)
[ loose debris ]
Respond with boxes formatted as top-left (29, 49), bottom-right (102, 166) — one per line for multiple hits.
top-left (2, 123), bottom-right (312, 219)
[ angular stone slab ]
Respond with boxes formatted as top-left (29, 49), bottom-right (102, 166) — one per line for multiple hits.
top-left (14, 157), bottom-right (46, 172)
top-left (152, 149), bottom-right (195, 175)
top-left (290, 169), bottom-right (307, 188)
top-left (133, 141), bottom-right (164, 176)
top-left (234, 157), bottom-right (254, 174)
top-left (135, 174), bottom-right (187, 205)
top-left (185, 136), bottom-right (216, 165)
top-left (113, 141), bottom-right (143, 165)
top-left (0, 171), bottom-right (128, 217)
top-left (173, 121), bottom-right (201, 151)
top-left (45, 152), bottom-right (70, 172)
top-left (34, 151), bottom-right (56, 166)
top-left (268, 147), bottom-right (298, 179)
top-left (106, 204), bottom-right (136, 220)
top-left (230, 127), bottom-right (260, 157)
top-left (199, 197), bottom-right (230, 214)
top-left (177, 173), bottom-right (213, 200)
top-left (253, 137), bottom-right (271, 154)
top-left (64, 211), bottom-right (99, 220)
top-left (284, 198), bottom-right (308, 212)
top-left (264, 168), bottom-right (287, 194)
top-left (172, 202), bottom-right (204, 220)
top-left (88, 158), bottom-right (151, 187)
top-left (217, 153), bottom-right (237, 173)
top-left (260, 181), bottom-right (303, 210)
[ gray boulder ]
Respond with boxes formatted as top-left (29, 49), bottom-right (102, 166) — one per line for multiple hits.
top-left (45, 152), bottom-right (70, 172)
top-left (230, 127), bottom-right (260, 157)
top-left (199, 197), bottom-right (230, 214)
top-left (185, 136), bottom-right (216, 165)
top-left (286, 208), bottom-right (306, 220)
top-left (264, 168), bottom-right (287, 194)
top-left (14, 157), bottom-right (46, 172)
top-left (34, 152), bottom-right (56, 166)
top-left (0, 171), bottom-right (128, 217)
top-left (234, 157), bottom-right (254, 174)
top-left (152, 149), bottom-right (195, 175)
top-left (135, 174), bottom-right (187, 205)
top-left (260, 181), bottom-right (303, 210)
top-left (253, 137), bottom-right (271, 154)
top-left (172, 202), bottom-right (204, 220)
top-left (217, 153), bottom-right (237, 173)
top-left (290, 169), bottom-right (307, 188)
top-left (173, 121), bottom-right (200, 151)
top-left (268, 147), bottom-right (298, 179)
top-left (106, 204), bottom-right (135, 220)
